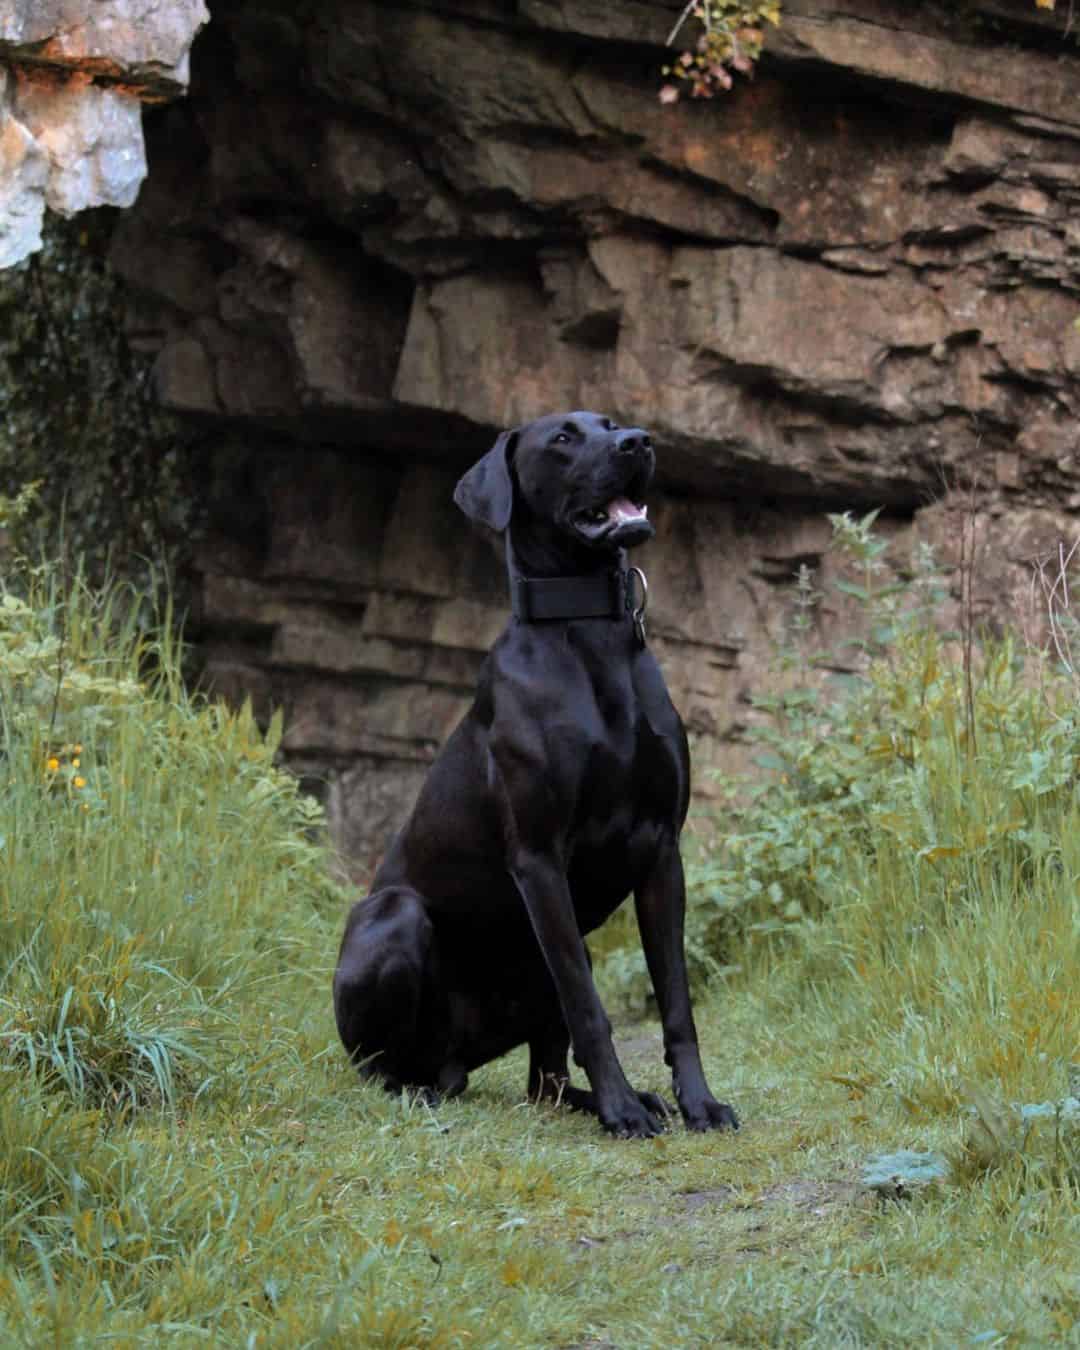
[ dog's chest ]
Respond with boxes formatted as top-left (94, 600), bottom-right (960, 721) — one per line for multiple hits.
top-left (574, 664), bottom-right (684, 832)
top-left (487, 626), bottom-right (688, 850)
top-left (569, 715), bottom-right (681, 932)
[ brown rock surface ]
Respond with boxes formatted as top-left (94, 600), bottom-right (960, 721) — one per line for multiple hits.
top-left (105, 0), bottom-right (1080, 870)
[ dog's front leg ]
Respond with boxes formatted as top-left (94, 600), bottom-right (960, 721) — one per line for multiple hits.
top-left (511, 850), bottom-right (667, 1139)
top-left (634, 843), bottom-right (739, 1131)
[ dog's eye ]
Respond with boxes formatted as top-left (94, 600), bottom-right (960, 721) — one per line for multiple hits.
top-left (552, 432), bottom-right (571, 445)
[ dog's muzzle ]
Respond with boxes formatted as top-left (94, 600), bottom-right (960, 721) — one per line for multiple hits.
top-left (605, 500), bottom-right (653, 549)
top-left (572, 433), bottom-right (655, 550)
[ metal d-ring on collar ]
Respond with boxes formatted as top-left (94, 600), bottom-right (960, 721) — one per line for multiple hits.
top-left (627, 565), bottom-right (648, 647)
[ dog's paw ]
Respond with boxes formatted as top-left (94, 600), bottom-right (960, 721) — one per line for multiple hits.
top-left (682, 1095), bottom-right (740, 1132)
top-left (600, 1092), bottom-right (669, 1139)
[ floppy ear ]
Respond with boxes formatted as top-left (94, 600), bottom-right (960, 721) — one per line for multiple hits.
top-left (453, 429), bottom-right (518, 533)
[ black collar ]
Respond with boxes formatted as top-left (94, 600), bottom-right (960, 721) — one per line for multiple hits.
top-left (506, 536), bottom-right (647, 640)
top-left (511, 566), bottom-right (629, 622)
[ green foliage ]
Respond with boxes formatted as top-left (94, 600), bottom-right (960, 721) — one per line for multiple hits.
top-left (960, 1083), bottom-right (1079, 1191)
top-left (691, 623), bottom-right (1061, 963)
top-left (661, 1), bottom-right (782, 104)
top-left (0, 565), bottom-right (342, 1094)
top-left (0, 214), bottom-right (203, 586)
top-left (600, 514), bottom-right (1079, 1205)
top-left (602, 513), bottom-right (1076, 996)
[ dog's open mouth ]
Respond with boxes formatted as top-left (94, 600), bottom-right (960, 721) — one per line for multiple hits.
top-left (573, 495), bottom-right (654, 547)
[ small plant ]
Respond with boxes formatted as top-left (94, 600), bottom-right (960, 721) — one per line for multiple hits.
top-left (861, 1150), bottom-right (949, 1202)
top-left (660, 0), bottom-right (781, 103)
top-left (1023, 537), bottom-right (1080, 693)
top-left (958, 1077), bottom-right (1079, 1191)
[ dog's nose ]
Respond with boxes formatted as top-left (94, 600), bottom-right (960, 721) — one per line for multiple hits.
top-left (615, 430), bottom-right (652, 454)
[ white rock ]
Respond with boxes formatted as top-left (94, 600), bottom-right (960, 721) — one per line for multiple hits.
top-left (0, 0), bottom-right (208, 268)
top-left (0, 70), bottom-right (48, 268)
top-left (14, 73), bottom-right (147, 215)
top-left (1, 1), bottom-right (209, 95)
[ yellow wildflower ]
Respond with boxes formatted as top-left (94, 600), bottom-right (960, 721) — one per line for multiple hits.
top-left (72, 757), bottom-right (80, 768)
top-left (46, 757), bottom-right (60, 773)
top-left (73, 776), bottom-right (86, 790)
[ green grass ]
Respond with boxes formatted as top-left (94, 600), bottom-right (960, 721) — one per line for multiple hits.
top-left (0, 540), bottom-right (1076, 1346)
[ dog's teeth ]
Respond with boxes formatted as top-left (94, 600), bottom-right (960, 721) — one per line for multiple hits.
top-left (606, 497), bottom-right (649, 524)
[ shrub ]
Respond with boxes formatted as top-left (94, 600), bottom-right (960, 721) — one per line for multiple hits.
top-left (0, 507), bottom-right (358, 1328)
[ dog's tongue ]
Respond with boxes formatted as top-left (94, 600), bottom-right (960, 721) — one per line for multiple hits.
top-left (606, 496), bottom-right (648, 524)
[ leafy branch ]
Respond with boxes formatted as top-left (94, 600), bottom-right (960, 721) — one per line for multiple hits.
top-left (661, 1), bottom-right (781, 104)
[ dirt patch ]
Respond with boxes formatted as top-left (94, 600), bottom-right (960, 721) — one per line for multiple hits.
top-left (680, 1185), bottom-right (738, 1212)
top-left (674, 1176), bottom-right (863, 1220)
top-left (757, 1178), bottom-right (863, 1213)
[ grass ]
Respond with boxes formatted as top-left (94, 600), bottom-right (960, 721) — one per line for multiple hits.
top-left (0, 531), bottom-right (1076, 1345)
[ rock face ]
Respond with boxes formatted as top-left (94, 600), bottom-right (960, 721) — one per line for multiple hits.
top-left (0, 1), bottom-right (208, 266)
top-left (109, 0), bottom-right (1080, 873)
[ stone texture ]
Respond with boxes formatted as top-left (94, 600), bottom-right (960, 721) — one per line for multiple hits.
top-left (0, 0), bottom-right (208, 94)
top-left (14, 72), bottom-right (146, 215)
top-left (0, 68), bottom-right (48, 267)
top-left (103, 0), bottom-right (1080, 870)
top-left (0, 0), bottom-right (207, 267)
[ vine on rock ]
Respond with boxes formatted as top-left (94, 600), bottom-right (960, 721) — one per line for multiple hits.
top-left (660, 0), bottom-right (781, 103)
top-left (0, 214), bottom-right (204, 593)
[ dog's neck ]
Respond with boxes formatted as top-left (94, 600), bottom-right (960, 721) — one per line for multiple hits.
top-left (505, 526), bottom-right (643, 630)
top-left (506, 520), bottom-right (614, 579)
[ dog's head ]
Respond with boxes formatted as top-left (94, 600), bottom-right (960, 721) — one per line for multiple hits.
top-left (454, 412), bottom-right (655, 563)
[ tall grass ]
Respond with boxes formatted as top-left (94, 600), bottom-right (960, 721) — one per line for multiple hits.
top-left (598, 514), bottom-right (1078, 1200)
top-left (0, 561), bottom-right (341, 1108)
top-left (0, 542), bottom-right (353, 1336)
top-left (681, 520), bottom-right (1079, 1188)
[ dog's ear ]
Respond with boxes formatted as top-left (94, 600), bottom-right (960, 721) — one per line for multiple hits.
top-left (453, 429), bottom-right (519, 533)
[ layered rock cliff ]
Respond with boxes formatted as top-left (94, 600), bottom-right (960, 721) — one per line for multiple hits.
top-left (105, 0), bottom-right (1080, 870)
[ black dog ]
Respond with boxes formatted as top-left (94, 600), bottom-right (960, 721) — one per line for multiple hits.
top-left (333, 411), bottom-right (737, 1138)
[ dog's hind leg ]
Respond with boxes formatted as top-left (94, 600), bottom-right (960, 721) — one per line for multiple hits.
top-left (527, 1017), bottom-right (672, 1122)
top-left (524, 947), bottom-right (672, 1121)
top-left (333, 887), bottom-right (464, 1103)
top-left (527, 1017), bottom-right (588, 1109)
